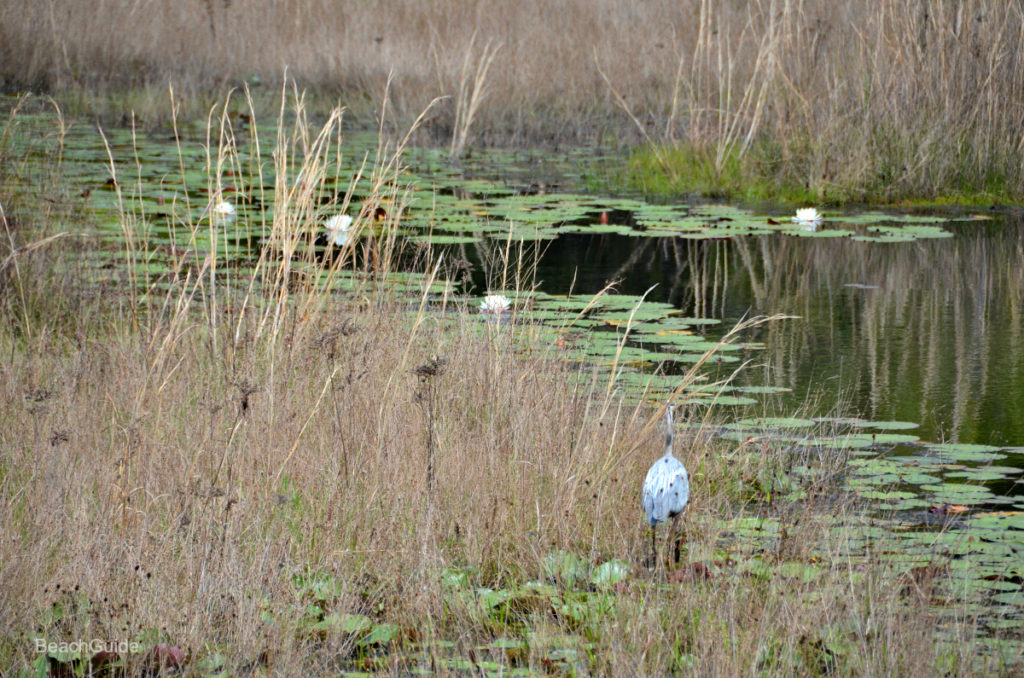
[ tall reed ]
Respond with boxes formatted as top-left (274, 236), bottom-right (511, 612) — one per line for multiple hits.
top-left (5, 1), bottom-right (1024, 199)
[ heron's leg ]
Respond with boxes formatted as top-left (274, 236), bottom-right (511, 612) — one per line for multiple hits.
top-left (668, 513), bottom-right (683, 565)
top-left (650, 527), bottom-right (657, 570)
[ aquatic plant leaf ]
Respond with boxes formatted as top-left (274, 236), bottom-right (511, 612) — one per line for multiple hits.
top-left (945, 469), bottom-right (1016, 482)
top-left (313, 612), bottom-right (373, 635)
top-left (517, 581), bottom-right (558, 598)
top-left (857, 490), bottom-right (919, 501)
top-left (854, 420), bottom-right (920, 430)
top-left (926, 443), bottom-right (1007, 463)
top-left (361, 622), bottom-right (400, 646)
top-left (860, 433), bottom-right (921, 445)
top-left (919, 483), bottom-right (994, 504)
top-left (688, 395), bottom-right (758, 406)
top-left (776, 561), bottom-right (823, 582)
top-left (476, 587), bottom-right (515, 609)
top-left (489, 637), bottom-right (528, 651)
top-left (197, 652), bottom-right (227, 673)
top-left (735, 385), bottom-right (792, 394)
top-left (542, 550), bottom-right (589, 588)
top-left (793, 227), bottom-right (856, 238)
top-left (992, 591), bottom-right (1024, 606)
top-left (809, 434), bottom-right (877, 450)
top-left (441, 568), bottom-right (472, 588)
top-left (589, 559), bottom-right (630, 587)
top-left (408, 234), bottom-right (479, 245)
top-left (966, 511), bottom-right (1024, 532)
top-left (886, 498), bottom-right (932, 511)
top-left (735, 417), bottom-right (816, 429)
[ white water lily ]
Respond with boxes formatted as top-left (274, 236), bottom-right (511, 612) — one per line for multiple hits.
top-left (792, 207), bottom-right (823, 227)
top-left (212, 200), bottom-right (235, 217)
top-left (323, 214), bottom-right (354, 247)
top-left (479, 294), bottom-right (512, 315)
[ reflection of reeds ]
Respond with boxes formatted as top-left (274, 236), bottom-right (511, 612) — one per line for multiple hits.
top-left (680, 227), bottom-right (1024, 442)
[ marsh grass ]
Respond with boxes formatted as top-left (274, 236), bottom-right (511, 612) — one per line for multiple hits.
top-left (4, 1), bottom-right (1024, 202)
top-left (0, 98), bottom-right (1015, 675)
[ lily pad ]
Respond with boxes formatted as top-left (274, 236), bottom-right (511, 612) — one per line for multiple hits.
top-left (733, 417), bottom-right (817, 430)
top-left (542, 550), bottom-right (589, 588)
top-left (589, 559), bottom-right (630, 587)
top-left (926, 444), bottom-right (1007, 463)
top-left (853, 420), bottom-right (920, 431)
top-left (362, 622), bottom-right (400, 646)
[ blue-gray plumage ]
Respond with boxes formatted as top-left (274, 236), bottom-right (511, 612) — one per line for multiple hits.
top-left (642, 403), bottom-right (689, 565)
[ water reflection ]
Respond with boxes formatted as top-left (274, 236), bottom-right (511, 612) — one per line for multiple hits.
top-left (533, 216), bottom-right (1024, 450)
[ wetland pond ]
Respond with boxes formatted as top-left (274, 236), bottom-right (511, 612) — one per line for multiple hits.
top-left (7, 107), bottom-right (1024, 664)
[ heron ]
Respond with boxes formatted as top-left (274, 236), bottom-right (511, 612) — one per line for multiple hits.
top-left (641, 403), bottom-right (690, 568)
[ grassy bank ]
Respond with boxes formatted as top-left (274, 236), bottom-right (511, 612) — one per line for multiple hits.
top-left (3, 1), bottom-right (1024, 204)
top-left (0, 97), bottom-right (1018, 675)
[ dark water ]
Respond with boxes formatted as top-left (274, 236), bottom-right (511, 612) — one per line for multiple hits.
top-left (530, 215), bottom-right (1024, 453)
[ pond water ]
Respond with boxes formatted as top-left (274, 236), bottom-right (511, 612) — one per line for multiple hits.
top-left (5, 106), bottom-right (1024, 645)
top-left (536, 219), bottom-right (1024, 450)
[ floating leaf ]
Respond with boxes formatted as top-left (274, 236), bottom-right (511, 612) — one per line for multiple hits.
top-left (313, 612), bottom-right (373, 635)
top-left (361, 622), bottom-right (400, 646)
top-left (734, 417), bottom-right (817, 429)
top-left (589, 559), bottom-right (630, 587)
top-left (542, 550), bottom-right (589, 588)
top-left (776, 561), bottom-right (823, 582)
top-left (853, 420), bottom-right (920, 431)
top-left (925, 443), bottom-right (1007, 463)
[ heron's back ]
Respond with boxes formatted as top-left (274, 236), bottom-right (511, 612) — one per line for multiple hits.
top-left (642, 453), bottom-right (689, 526)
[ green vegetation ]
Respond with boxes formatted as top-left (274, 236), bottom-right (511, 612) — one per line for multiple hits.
top-left (618, 139), bottom-right (1024, 206)
top-left (616, 142), bottom-right (822, 206)
top-left (3, 0), bottom-right (1024, 669)
top-left (1, 89), bottom-right (1022, 676)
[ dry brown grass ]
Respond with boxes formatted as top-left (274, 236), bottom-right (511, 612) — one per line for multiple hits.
top-left (4, 1), bottom-right (1024, 200)
top-left (0, 265), bottom-right (985, 675)
top-left (0, 97), bottom-right (1013, 675)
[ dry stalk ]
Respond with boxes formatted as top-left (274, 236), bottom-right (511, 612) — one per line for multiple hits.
top-left (448, 32), bottom-right (502, 160)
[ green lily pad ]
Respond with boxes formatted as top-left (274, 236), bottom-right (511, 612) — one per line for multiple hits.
top-left (361, 622), bottom-right (400, 646)
top-left (733, 417), bottom-right (817, 429)
top-left (919, 483), bottom-right (994, 504)
top-left (589, 559), bottom-right (630, 587)
top-left (966, 511), bottom-right (1024, 531)
top-left (489, 637), bottom-right (528, 651)
top-left (861, 433), bottom-right (921, 445)
top-left (313, 612), bottom-right (373, 635)
top-left (518, 581), bottom-right (558, 598)
top-left (542, 550), bottom-right (589, 588)
top-left (946, 468), bottom-right (1017, 483)
top-left (853, 420), bottom-right (920, 431)
top-left (735, 385), bottom-right (792, 395)
top-left (926, 444), bottom-right (1007, 463)
top-left (407, 234), bottom-right (480, 245)
top-left (857, 490), bottom-right (919, 501)
top-left (776, 561), bottom-right (824, 582)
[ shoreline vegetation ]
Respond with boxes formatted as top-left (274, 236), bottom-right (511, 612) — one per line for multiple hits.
top-left (1, 88), bottom-right (1021, 675)
top-left (3, 0), bottom-right (1024, 205)
top-left (1, 2), bottom-right (1023, 676)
